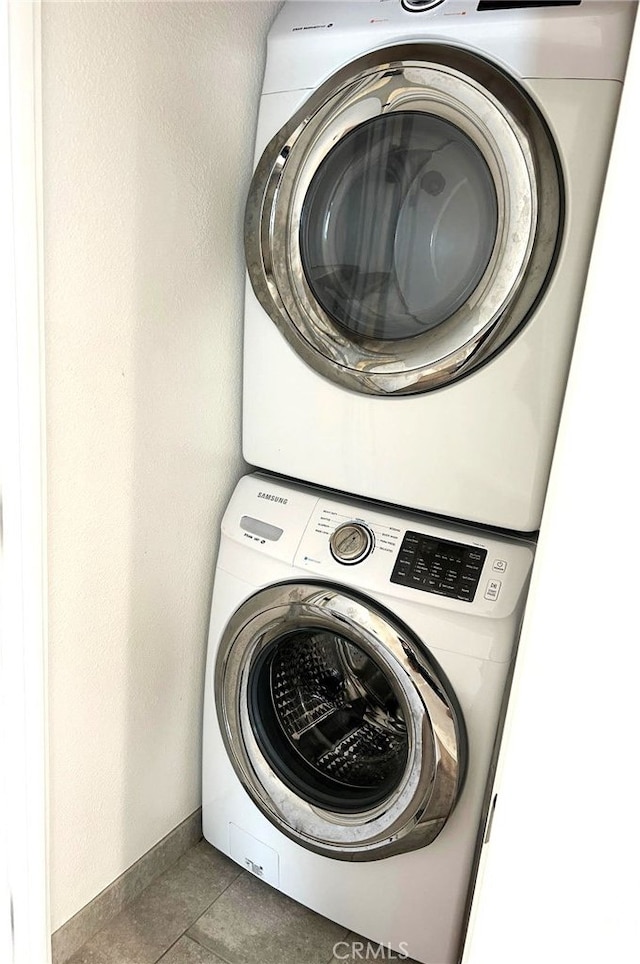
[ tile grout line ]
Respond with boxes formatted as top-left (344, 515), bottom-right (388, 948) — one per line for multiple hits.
top-left (153, 932), bottom-right (184, 964)
top-left (148, 859), bottom-right (247, 964)
top-left (184, 869), bottom-right (252, 964)
top-left (323, 947), bottom-right (338, 964)
top-left (53, 810), bottom-right (203, 964)
top-left (186, 871), bottom-right (351, 964)
top-left (192, 865), bottom-right (247, 925)
top-left (162, 866), bottom-right (247, 964)
top-left (72, 843), bottom-right (245, 964)
top-left (154, 930), bottom-right (232, 964)
top-left (324, 926), bottom-right (351, 964)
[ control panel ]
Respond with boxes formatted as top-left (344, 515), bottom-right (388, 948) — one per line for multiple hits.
top-left (226, 477), bottom-right (534, 621)
top-left (391, 530), bottom-right (487, 602)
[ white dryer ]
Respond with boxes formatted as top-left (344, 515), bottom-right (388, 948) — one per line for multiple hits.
top-left (202, 472), bottom-right (535, 963)
top-left (243, 0), bottom-right (636, 531)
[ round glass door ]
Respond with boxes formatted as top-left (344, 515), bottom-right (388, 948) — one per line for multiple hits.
top-left (248, 628), bottom-right (409, 812)
top-left (245, 43), bottom-right (562, 395)
top-left (215, 582), bottom-right (465, 860)
top-left (300, 112), bottom-right (499, 342)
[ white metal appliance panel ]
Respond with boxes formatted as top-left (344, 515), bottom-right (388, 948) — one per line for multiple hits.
top-left (203, 566), bottom-right (520, 963)
top-left (203, 475), bottom-right (535, 961)
top-left (243, 79), bottom-right (621, 530)
top-left (263, 0), bottom-right (635, 93)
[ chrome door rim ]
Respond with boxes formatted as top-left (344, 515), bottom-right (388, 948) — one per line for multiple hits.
top-left (245, 43), bottom-right (562, 395)
top-left (215, 582), bottom-right (465, 861)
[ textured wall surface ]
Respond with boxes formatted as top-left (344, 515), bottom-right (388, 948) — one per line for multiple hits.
top-left (43, 1), bottom-right (279, 930)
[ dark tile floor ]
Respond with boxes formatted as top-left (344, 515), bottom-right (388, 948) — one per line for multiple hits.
top-left (68, 839), bottom-right (417, 964)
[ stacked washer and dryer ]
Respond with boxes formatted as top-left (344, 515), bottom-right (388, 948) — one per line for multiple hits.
top-left (203, 3), bottom-right (636, 962)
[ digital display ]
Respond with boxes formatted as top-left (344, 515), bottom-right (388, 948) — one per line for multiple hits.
top-left (390, 530), bottom-right (487, 602)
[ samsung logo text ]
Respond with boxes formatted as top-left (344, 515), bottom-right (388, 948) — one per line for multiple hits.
top-left (257, 492), bottom-right (288, 505)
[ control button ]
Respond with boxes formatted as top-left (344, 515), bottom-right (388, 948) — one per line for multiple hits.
top-left (398, 552), bottom-right (416, 564)
top-left (329, 522), bottom-right (374, 565)
top-left (467, 550), bottom-right (485, 562)
top-left (492, 559), bottom-right (507, 573)
top-left (484, 579), bottom-right (502, 601)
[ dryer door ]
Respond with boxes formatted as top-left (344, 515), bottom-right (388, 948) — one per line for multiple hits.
top-left (215, 582), bottom-right (466, 861)
top-left (245, 44), bottom-right (562, 395)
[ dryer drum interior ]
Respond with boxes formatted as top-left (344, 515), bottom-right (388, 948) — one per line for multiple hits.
top-left (245, 43), bottom-right (563, 396)
top-left (215, 582), bottom-right (467, 860)
top-left (299, 111), bottom-right (499, 342)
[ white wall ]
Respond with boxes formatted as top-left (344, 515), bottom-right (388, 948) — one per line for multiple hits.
top-left (463, 11), bottom-right (640, 964)
top-left (43, 0), bottom-right (280, 931)
top-left (1, 1), bottom-right (49, 960)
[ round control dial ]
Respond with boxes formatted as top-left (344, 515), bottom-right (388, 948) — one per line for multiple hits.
top-left (329, 522), bottom-right (374, 565)
top-left (402, 0), bottom-right (445, 12)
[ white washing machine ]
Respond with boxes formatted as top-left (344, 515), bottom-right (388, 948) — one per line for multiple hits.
top-left (243, 0), bottom-right (636, 532)
top-left (202, 472), bottom-right (535, 963)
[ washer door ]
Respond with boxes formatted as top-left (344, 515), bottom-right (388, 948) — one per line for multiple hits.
top-left (245, 44), bottom-right (562, 395)
top-left (215, 582), bottom-right (466, 861)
